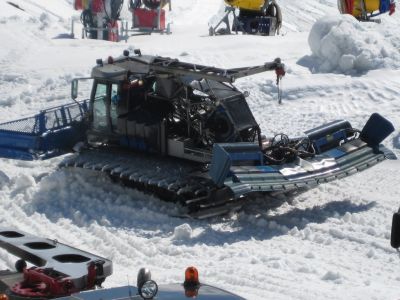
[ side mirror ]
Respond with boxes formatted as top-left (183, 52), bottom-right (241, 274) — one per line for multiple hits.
top-left (391, 211), bottom-right (400, 248)
top-left (71, 79), bottom-right (79, 100)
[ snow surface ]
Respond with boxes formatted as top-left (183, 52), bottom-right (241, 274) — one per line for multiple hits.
top-left (0, 0), bottom-right (400, 299)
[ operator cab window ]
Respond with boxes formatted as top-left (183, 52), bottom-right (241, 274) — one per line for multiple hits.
top-left (92, 83), bottom-right (108, 131)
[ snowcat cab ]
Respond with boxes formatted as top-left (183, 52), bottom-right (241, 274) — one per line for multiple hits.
top-left (80, 51), bottom-right (275, 163)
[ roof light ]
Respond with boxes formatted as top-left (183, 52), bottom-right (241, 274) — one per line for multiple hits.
top-left (184, 266), bottom-right (200, 287)
top-left (0, 294), bottom-right (9, 300)
top-left (96, 59), bottom-right (103, 66)
top-left (108, 56), bottom-right (114, 64)
top-left (123, 50), bottom-right (130, 57)
top-left (134, 49), bottom-right (142, 56)
top-left (137, 268), bottom-right (152, 289)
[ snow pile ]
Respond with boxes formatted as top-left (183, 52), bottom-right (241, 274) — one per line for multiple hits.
top-left (173, 223), bottom-right (192, 240)
top-left (308, 15), bottom-right (400, 73)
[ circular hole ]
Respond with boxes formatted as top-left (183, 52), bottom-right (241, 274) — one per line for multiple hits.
top-left (53, 254), bottom-right (91, 263)
top-left (24, 242), bottom-right (56, 250)
top-left (0, 231), bottom-right (24, 238)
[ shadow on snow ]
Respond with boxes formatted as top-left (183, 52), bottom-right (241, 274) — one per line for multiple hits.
top-left (26, 168), bottom-right (376, 245)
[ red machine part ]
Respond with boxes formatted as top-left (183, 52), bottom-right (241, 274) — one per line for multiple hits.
top-left (10, 264), bottom-right (99, 298)
top-left (92, 0), bottom-right (104, 14)
top-left (343, 0), bottom-right (354, 14)
top-left (107, 21), bottom-right (119, 42)
top-left (389, 2), bottom-right (395, 15)
top-left (275, 65), bottom-right (285, 78)
top-left (74, 0), bottom-right (90, 10)
top-left (74, 0), bottom-right (83, 10)
top-left (133, 8), bottom-right (165, 29)
top-left (11, 267), bottom-right (76, 298)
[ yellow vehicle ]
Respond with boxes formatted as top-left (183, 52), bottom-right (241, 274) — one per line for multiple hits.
top-left (338, 0), bottom-right (395, 20)
top-left (210, 0), bottom-right (282, 36)
top-left (224, 0), bottom-right (266, 11)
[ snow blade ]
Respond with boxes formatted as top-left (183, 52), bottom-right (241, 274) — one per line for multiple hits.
top-left (0, 101), bottom-right (88, 160)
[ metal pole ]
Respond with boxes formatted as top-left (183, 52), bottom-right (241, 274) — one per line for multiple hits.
top-left (71, 18), bottom-right (75, 38)
top-left (157, 0), bottom-right (164, 31)
top-left (185, 87), bottom-right (190, 137)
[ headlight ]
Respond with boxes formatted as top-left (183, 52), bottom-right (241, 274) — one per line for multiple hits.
top-left (139, 280), bottom-right (158, 299)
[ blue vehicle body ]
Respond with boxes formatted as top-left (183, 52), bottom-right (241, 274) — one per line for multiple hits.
top-left (0, 101), bottom-right (88, 160)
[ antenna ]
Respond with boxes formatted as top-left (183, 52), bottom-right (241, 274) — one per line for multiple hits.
top-left (127, 275), bottom-right (132, 298)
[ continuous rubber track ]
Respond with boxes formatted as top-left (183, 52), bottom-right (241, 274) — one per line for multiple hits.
top-left (59, 148), bottom-right (245, 219)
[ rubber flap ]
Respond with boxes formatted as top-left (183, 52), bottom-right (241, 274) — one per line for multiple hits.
top-left (360, 113), bottom-right (394, 147)
top-left (209, 144), bottom-right (232, 187)
top-left (391, 212), bottom-right (400, 249)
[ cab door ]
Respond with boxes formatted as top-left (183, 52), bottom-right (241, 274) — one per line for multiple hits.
top-left (92, 82), bottom-right (109, 132)
top-left (91, 81), bottom-right (121, 133)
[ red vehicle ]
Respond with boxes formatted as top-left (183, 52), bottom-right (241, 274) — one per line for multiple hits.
top-left (75, 0), bottom-right (123, 41)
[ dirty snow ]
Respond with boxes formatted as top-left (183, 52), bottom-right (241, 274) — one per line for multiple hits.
top-left (0, 0), bottom-right (400, 300)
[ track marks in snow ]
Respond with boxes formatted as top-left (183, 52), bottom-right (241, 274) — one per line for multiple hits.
top-left (239, 71), bottom-right (400, 139)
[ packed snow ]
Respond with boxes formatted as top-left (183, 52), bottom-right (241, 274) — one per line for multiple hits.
top-left (0, 0), bottom-right (400, 299)
top-left (308, 15), bottom-right (400, 73)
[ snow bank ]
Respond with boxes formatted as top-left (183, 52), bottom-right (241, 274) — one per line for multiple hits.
top-left (308, 15), bottom-right (400, 73)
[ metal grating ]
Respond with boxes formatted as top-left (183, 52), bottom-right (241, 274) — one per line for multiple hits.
top-left (0, 100), bottom-right (88, 135)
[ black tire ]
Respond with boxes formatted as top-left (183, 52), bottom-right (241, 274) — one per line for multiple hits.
top-left (143, 0), bottom-right (161, 9)
top-left (129, 0), bottom-right (141, 9)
